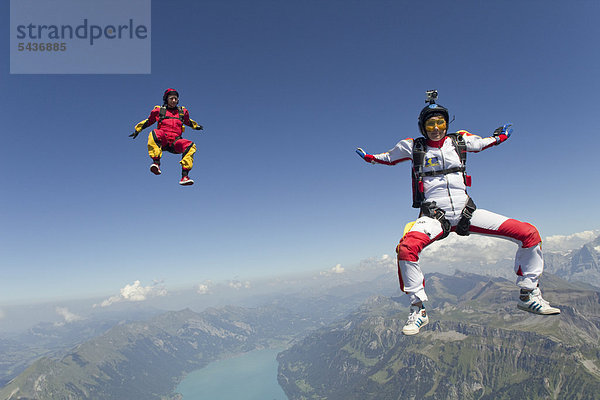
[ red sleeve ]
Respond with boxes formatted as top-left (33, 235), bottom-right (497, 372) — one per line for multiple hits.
top-left (146, 106), bottom-right (160, 126)
top-left (183, 108), bottom-right (192, 126)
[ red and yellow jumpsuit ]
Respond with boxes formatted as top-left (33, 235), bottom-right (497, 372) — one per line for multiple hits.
top-left (134, 106), bottom-right (203, 171)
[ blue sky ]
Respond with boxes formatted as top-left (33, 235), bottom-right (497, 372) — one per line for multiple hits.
top-left (1, 0), bottom-right (599, 304)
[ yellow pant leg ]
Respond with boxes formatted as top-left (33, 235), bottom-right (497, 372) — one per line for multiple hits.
top-left (147, 132), bottom-right (162, 160)
top-left (180, 143), bottom-right (196, 170)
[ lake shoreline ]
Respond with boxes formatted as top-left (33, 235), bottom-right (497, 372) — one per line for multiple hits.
top-left (173, 346), bottom-right (290, 400)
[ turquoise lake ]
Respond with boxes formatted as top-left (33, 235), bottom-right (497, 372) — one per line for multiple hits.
top-left (175, 348), bottom-right (288, 399)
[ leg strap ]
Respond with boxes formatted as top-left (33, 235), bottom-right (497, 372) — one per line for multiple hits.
top-left (456, 197), bottom-right (477, 236)
top-left (420, 201), bottom-right (451, 239)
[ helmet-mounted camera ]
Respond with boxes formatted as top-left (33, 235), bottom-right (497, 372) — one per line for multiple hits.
top-left (425, 89), bottom-right (438, 105)
top-left (418, 89), bottom-right (450, 137)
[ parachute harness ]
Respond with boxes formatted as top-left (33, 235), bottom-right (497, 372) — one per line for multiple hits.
top-left (412, 89), bottom-right (476, 237)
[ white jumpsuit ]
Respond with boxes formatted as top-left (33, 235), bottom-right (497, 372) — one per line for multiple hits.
top-left (370, 131), bottom-right (543, 305)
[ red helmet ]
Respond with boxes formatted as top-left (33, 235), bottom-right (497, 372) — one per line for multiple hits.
top-left (163, 88), bottom-right (179, 104)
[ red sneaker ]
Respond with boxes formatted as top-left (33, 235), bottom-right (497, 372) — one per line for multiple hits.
top-left (179, 176), bottom-right (194, 186)
top-left (150, 163), bottom-right (161, 175)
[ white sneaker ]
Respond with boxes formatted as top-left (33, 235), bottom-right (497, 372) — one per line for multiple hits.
top-left (150, 163), bottom-right (161, 175)
top-left (517, 287), bottom-right (561, 315)
top-left (179, 176), bottom-right (194, 186)
top-left (402, 305), bottom-right (429, 335)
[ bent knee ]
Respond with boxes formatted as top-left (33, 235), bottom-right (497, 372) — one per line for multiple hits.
top-left (396, 231), bottom-right (431, 262)
top-left (499, 219), bottom-right (541, 248)
top-left (396, 242), bottom-right (418, 262)
top-left (521, 223), bottom-right (541, 248)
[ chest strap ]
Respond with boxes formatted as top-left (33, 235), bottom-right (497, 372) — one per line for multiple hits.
top-left (158, 106), bottom-right (185, 124)
top-left (418, 165), bottom-right (465, 178)
top-left (411, 133), bottom-right (469, 208)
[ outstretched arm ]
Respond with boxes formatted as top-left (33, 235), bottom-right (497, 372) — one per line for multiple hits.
top-left (355, 138), bottom-right (414, 165)
top-left (130, 106), bottom-right (160, 138)
top-left (460, 124), bottom-right (512, 152)
top-left (182, 107), bottom-right (204, 131)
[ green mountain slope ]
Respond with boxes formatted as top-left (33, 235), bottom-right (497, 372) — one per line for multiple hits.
top-left (0, 306), bottom-right (311, 400)
top-left (277, 273), bottom-right (600, 400)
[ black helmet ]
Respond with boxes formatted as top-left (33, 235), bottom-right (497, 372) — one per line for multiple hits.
top-left (418, 102), bottom-right (449, 137)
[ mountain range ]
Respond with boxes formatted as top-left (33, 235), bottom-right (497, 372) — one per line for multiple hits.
top-left (1, 233), bottom-right (599, 399)
top-left (277, 273), bottom-right (600, 399)
top-left (545, 234), bottom-right (600, 287)
top-left (0, 305), bottom-right (318, 400)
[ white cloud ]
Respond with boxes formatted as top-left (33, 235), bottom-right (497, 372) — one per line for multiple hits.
top-left (379, 255), bottom-right (396, 271)
top-left (419, 233), bottom-right (517, 267)
top-left (55, 307), bottom-right (83, 324)
top-left (331, 264), bottom-right (345, 274)
top-left (357, 254), bottom-right (397, 273)
top-left (95, 280), bottom-right (167, 308)
top-left (543, 230), bottom-right (600, 252)
top-left (0, 308), bottom-right (4, 320)
top-left (228, 280), bottom-right (251, 290)
top-left (409, 229), bottom-right (600, 270)
top-left (197, 282), bottom-right (212, 295)
top-left (320, 264), bottom-right (346, 276)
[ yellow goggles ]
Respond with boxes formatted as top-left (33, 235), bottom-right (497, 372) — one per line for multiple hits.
top-left (424, 119), bottom-right (447, 131)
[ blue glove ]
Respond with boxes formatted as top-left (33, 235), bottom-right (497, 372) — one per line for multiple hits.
top-left (356, 148), bottom-right (375, 163)
top-left (493, 123), bottom-right (512, 145)
top-left (493, 123), bottom-right (513, 138)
